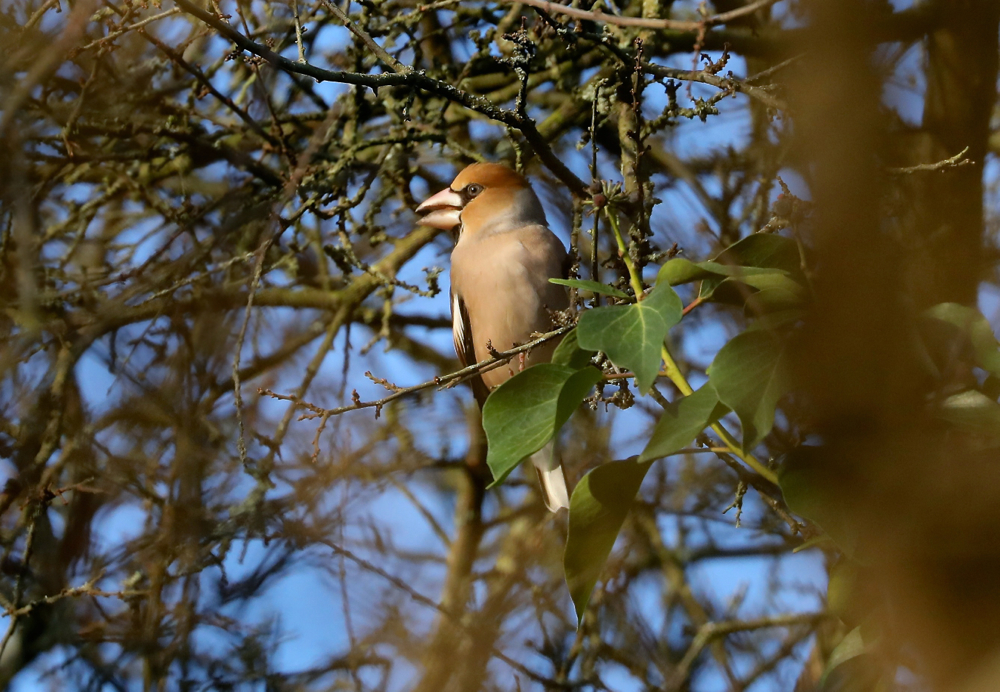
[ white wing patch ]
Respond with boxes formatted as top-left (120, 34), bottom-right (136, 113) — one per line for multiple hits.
top-left (452, 292), bottom-right (468, 366)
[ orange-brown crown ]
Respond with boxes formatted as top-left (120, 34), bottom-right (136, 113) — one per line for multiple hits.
top-left (415, 163), bottom-right (544, 233)
top-left (450, 163), bottom-right (531, 192)
top-left (455, 164), bottom-right (546, 236)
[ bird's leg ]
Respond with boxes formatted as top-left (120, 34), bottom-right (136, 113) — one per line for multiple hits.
top-left (518, 352), bottom-right (527, 372)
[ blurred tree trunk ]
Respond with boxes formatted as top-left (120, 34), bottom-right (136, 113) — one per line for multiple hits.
top-left (914, 0), bottom-right (1000, 305)
top-left (413, 414), bottom-right (488, 692)
top-left (789, 1), bottom-right (1000, 689)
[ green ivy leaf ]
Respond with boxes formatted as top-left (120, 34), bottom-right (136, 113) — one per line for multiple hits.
top-left (714, 233), bottom-right (802, 273)
top-left (564, 456), bottom-right (651, 622)
top-left (639, 385), bottom-right (729, 463)
top-left (702, 270), bottom-right (807, 303)
top-left (549, 278), bottom-right (629, 299)
top-left (577, 282), bottom-right (683, 393)
top-left (551, 328), bottom-right (596, 370)
top-left (792, 535), bottom-right (835, 553)
top-left (824, 628), bottom-right (867, 678)
top-left (938, 389), bottom-right (1000, 439)
top-left (733, 271), bottom-right (807, 297)
top-left (745, 308), bottom-right (807, 332)
top-left (483, 364), bottom-right (602, 486)
top-left (923, 303), bottom-right (1000, 376)
top-left (657, 258), bottom-right (712, 285)
top-left (820, 627), bottom-right (881, 692)
top-left (700, 234), bottom-right (804, 299)
top-left (657, 258), bottom-right (782, 286)
top-left (779, 447), bottom-right (859, 557)
top-left (743, 287), bottom-right (808, 317)
top-left (827, 561), bottom-right (884, 631)
top-left (984, 374), bottom-right (1000, 400)
top-left (708, 330), bottom-right (789, 452)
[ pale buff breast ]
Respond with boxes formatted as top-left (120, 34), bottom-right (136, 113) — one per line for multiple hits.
top-left (450, 224), bottom-right (568, 390)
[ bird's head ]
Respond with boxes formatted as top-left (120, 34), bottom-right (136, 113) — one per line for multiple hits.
top-left (415, 163), bottom-right (547, 235)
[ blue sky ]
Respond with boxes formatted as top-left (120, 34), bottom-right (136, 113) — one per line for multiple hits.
top-left (8, 0), bottom-right (997, 689)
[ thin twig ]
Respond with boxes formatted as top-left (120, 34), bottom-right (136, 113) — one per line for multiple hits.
top-left (0, 0), bottom-right (98, 139)
top-left (172, 0), bottom-right (589, 197)
top-left (669, 612), bottom-right (827, 690)
top-left (642, 61), bottom-right (788, 111)
top-left (322, 0), bottom-right (408, 74)
top-left (81, 7), bottom-right (182, 50)
top-left (323, 541), bottom-right (577, 688)
top-left (259, 326), bottom-right (573, 420)
top-left (507, 0), bottom-right (779, 31)
top-left (889, 146), bottom-right (973, 174)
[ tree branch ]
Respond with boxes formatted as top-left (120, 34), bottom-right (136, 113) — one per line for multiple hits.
top-left (171, 0), bottom-right (589, 196)
top-left (505, 0), bottom-right (780, 31)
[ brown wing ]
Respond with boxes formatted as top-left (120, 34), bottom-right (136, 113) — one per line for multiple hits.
top-left (452, 290), bottom-right (491, 408)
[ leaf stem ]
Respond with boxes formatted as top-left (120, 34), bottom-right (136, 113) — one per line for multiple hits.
top-left (605, 208), bottom-right (779, 486)
top-left (708, 420), bottom-right (779, 485)
top-left (682, 296), bottom-right (704, 315)
top-left (658, 348), bottom-right (693, 396)
top-left (658, 343), bottom-right (779, 484)
top-left (606, 210), bottom-right (645, 299)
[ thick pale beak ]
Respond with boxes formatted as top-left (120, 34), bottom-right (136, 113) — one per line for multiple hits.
top-left (416, 188), bottom-right (464, 230)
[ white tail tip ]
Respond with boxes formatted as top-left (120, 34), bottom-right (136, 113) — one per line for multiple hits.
top-left (536, 464), bottom-right (570, 513)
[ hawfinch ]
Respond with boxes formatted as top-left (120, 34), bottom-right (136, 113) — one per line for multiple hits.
top-left (416, 163), bottom-right (571, 512)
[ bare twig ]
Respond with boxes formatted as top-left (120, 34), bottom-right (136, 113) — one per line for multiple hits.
top-left (668, 612), bottom-right (828, 690)
top-left (172, 0), bottom-right (590, 197)
top-left (506, 0), bottom-right (779, 31)
top-left (259, 326), bottom-right (572, 420)
top-left (0, 0), bottom-right (99, 138)
top-left (81, 7), bottom-right (182, 50)
top-left (889, 146), bottom-right (973, 174)
top-left (642, 61), bottom-right (788, 111)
